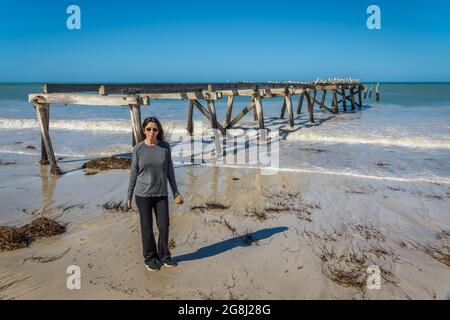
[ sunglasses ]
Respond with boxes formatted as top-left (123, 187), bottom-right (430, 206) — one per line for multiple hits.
top-left (145, 127), bottom-right (159, 132)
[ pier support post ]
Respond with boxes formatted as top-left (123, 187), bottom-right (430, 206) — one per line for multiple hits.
top-left (296, 94), bottom-right (304, 114)
top-left (39, 103), bottom-right (50, 165)
top-left (253, 95), bottom-right (265, 130)
top-left (280, 99), bottom-right (287, 119)
top-left (225, 95), bottom-right (234, 126)
top-left (129, 103), bottom-right (143, 146)
top-left (311, 90), bottom-right (316, 110)
top-left (284, 94), bottom-right (294, 128)
top-left (206, 99), bottom-right (219, 131)
top-left (369, 85), bottom-right (373, 99)
top-left (187, 99), bottom-right (194, 135)
top-left (358, 88), bottom-right (363, 109)
top-left (304, 92), bottom-right (315, 123)
top-left (349, 87), bottom-right (356, 110)
top-left (205, 99), bottom-right (223, 155)
top-left (34, 103), bottom-right (61, 175)
top-left (363, 86), bottom-right (368, 99)
top-left (341, 86), bottom-right (347, 112)
top-left (320, 90), bottom-right (327, 109)
top-left (332, 89), bottom-right (338, 114)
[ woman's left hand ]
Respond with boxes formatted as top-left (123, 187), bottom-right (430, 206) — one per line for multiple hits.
top-left (174, 193), bottom-right (184, 205)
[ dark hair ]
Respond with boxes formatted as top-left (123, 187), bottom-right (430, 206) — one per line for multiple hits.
top-left (141, 117), bottom-right (165, 141)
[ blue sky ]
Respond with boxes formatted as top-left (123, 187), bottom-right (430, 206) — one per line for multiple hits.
top-left (0, 0), bottom-right (449, 82)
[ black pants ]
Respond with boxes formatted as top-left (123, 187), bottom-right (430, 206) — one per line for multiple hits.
top-left (135, 195), bottom-right (171, 264)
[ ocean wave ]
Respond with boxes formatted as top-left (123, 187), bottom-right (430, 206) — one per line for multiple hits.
top-left (1, 117), bottom-right (450, 149)
top-left (0, 118), bottom-right (134, 133)
top-left (198, 162), bottom-right (450, 186)
top-left (285, 132), bottom-right (450, 149)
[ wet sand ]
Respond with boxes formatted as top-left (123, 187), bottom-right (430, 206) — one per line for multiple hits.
top-left (0, 154), bottom-right (449, 299)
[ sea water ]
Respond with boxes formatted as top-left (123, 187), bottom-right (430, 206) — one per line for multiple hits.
top-left (0, 83), bottom-right (449, 184)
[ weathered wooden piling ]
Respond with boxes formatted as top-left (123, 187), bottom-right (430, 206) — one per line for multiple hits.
top-left (284, 94), bottom-right (295, 128)
top-left (332, 89), bottom-right (338, 114)
top-left (304, 92), bottom-right (315, 123)
top-left (187, 99), bottom-right (194, 135)
top-left (129, 103), bottom-right (143, 146)
top-left (225, 95), bottom-right (234, 126)
top-left (341, 86), bottom-right (347, 112)
top-left (358, 89), bottom-right (363, 109)
top-left (39, 103), bottom-right (50, 165)
top-left (296, 94), bottom-right (304, 114)
top-left (34, 103), bottom-right (61, 175)
top-left (320, 90), bottom-right (326, 110)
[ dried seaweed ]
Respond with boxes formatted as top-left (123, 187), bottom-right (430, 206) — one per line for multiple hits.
top-left (0, 217), bottom-right (66, 251)
top-left (82, 157), bottom-right (131, 171)
top-left (190, 200), bottom-right (231, 213)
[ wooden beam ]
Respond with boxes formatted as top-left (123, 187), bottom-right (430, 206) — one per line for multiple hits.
top-left (42, 82), bottom-right (316, 94)
top-left (34, 103), bottom-right (61, 175)
top-left (225, 95), bottom-right (234, 125)
top-left (193, 100), bottom-right (226, 135)
top-left (29, 93), bottom-right (140, 106)
top-left (369, 85), bottom-right (373, 99)
top-left (225, 101), bottom-right (255, 129)
top-left (363, 86), bottom-right (368, 99)
top-left (254, 96), bottom-right (265, 129)
top-left (308, 94), bottom-right (336, 114)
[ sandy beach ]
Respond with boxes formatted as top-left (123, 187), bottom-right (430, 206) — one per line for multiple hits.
top-left (2, 0), bottom-right (450, 305)
top-left (1, 152), bottom-right (449, 300)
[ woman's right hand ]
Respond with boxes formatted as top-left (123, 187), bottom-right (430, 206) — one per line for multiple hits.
top-left (127, 199), bottom-right (132, 209)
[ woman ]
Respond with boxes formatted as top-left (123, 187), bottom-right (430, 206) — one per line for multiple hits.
top-left (127, 117), bottom-right (184, 272)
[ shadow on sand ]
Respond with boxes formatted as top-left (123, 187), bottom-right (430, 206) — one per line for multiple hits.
top-left (173, 226), bottom-right (288, 264)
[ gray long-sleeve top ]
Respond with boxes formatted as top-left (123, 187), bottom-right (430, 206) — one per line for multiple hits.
top-left (127, 140), bottom-right (179, 200)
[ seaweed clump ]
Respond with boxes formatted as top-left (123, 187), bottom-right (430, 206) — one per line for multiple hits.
top-left (82, 157), bottom-right (131, 171)
top-left (0, 217), bottom-right (66, 252)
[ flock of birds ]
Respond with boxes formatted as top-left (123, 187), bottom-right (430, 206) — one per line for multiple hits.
top-left (268, 78), bottom-right (361, 85)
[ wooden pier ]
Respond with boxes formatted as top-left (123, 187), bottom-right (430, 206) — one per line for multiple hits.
top-left (28, 80), bottom-right (377, 175)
